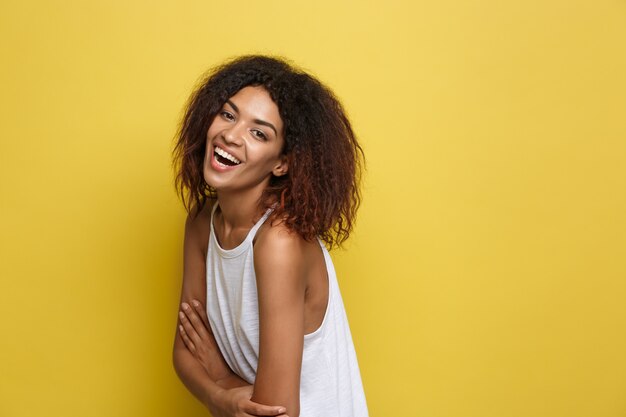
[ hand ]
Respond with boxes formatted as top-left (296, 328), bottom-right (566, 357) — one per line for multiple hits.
top-left (211, 385), bottom-right (290, 417)
top-left (179, 301), bottom-right (289, 416)
top-left (178, 300), bottom-right (216, 375)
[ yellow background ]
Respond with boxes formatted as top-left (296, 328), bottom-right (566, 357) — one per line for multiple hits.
top-left (1, 1), bottom-right (625, 416)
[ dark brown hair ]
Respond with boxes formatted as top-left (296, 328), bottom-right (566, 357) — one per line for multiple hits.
top-left (172, 55), bottom-right (364, 248)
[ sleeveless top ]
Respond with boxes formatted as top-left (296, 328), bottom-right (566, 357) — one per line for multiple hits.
top-left (205, 204), bottom-right (369, 417)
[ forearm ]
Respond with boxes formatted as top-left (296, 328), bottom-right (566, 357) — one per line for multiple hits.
top-left (173, 345), bottom-right (225, 408)
top-left (216, 373), bottom-right (251, 389)
top-left (173, 342), bottom-right (252, 402)
top-left (174, 344), bottom-right (288, 417)
top-left (175, 213), bottom-right (287, 415)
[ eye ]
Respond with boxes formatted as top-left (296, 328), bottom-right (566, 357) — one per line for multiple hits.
top-left (220, 111), bottom-right (235, 121)
top-left (251, 129), bottom-right (268, 141)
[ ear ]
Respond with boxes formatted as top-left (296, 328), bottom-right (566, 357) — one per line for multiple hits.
top-left (272, 155), bottom-right (289, 177)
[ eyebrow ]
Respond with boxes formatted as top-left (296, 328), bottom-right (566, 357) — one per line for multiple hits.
top-left (226, 100), bottom-right (278, 136)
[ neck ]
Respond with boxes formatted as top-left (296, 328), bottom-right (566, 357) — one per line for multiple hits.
top-left (215, 188), bottom-right (266, 232)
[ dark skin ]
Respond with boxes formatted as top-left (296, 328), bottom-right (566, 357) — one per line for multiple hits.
top-left (174, 86), bottom-right (330, 417)
top-left (173, 203), bottom-right (286, 417)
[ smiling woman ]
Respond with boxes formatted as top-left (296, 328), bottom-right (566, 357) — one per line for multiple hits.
top-left (171, 55), bottom-right (368, 417)
top-left (203, 86), bottom-right (288, 196)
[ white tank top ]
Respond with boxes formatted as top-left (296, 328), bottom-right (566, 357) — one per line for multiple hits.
top-left (206, 204), bottom-right (369, 417)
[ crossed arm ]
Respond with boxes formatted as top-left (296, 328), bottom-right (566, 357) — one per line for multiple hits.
top-left (173, 208), bottom-right (291, 417)
top-left (176, 299), bottom-right (288, 416)
top-left (173, 208), bottom-right (307, 417)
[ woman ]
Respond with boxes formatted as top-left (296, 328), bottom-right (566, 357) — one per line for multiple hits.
top-left (172, 55), bottom-right (368, 417)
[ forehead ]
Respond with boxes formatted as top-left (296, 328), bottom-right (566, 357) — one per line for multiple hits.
top-left (227, 86), bottom-right (282, 127)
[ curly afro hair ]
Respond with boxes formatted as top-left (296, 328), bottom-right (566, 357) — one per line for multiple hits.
top-left (172, 55), bottom-right (364, 248)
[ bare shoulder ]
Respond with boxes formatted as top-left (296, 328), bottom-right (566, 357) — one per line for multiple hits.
top-left (254, 219), bottom-right (318, 273)
top-left (184, 201), bottom-right (214, 253)
top-left (255, 220), bottom-right (304, 258)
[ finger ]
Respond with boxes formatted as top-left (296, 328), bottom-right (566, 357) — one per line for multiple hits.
top-left (191, 299), bottom-right (211, 329)
top-left (178, 324), bottom-right (196, 353)
top-left (179, 310), bottom-right (202, 346)
top-left (182, 302), bottom-right (209, 339)
top-left (243, 399), bottom-right (287, 416)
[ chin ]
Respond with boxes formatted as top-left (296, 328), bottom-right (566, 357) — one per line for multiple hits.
top-left (203, 166), bottom-right (218, 190)
top-left (203, 174), bottom-right (218, 191)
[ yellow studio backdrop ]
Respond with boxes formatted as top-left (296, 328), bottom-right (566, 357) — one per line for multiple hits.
top-left (1, 0), bottom-right (625, 416)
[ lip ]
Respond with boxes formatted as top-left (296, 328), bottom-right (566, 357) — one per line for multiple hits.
top-left (209, 143), bottom-right (242, 172)
top-left (213, 143), bottom-right (243, 164)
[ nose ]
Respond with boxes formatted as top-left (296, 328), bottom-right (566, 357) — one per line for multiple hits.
top-left (222, 122), bottom-right (245, 146)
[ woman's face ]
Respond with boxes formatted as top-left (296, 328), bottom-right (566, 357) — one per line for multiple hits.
top-left (203, 85), bottom-right (288, 194)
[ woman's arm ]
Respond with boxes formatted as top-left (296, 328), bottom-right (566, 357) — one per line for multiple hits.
top-left (173, 206), bottom-right (288, 416)
top-left (176, 301), bottom-right (290, 416)
top-left (251, 225), bottom-right (308, 417)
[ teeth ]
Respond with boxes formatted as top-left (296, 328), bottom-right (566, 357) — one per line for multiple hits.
top-left (214, 146), bottom-right (241, 164)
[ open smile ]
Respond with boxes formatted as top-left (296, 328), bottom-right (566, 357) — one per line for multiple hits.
top-left (211, 145), bottom-right (242, 170)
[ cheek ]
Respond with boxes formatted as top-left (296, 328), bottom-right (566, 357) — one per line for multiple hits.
top-left (206, 125), bottom-right (217, 140)
top-left (206, 117), bottom-right (224, 138)
top-left (205, 124), bottom-right (220, 152)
